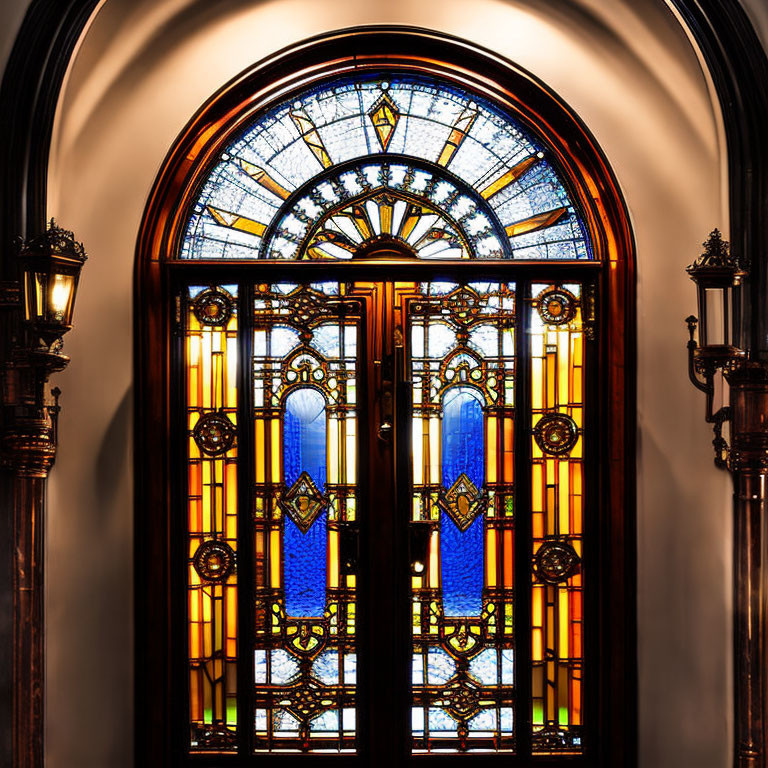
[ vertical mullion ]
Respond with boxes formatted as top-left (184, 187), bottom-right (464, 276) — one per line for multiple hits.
top-left (172, 276), bottom-right (188, 763)
top-left (395, 375), bottom-right (414, 763)
top-left (583, 276), bottom-right (599, 764)
top-left (237, 281), bottom-right (253, 757)
top-left (514, 278), bottom-right (533, 759)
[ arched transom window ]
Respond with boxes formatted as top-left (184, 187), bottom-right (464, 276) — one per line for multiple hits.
top-left (181, 76), bottom-right (590, 262)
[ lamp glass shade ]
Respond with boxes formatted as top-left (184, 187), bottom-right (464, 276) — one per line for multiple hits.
top-left (22, 255), bottom-right (83, 345)
top-left (699, 285), bottom-right (731, 347)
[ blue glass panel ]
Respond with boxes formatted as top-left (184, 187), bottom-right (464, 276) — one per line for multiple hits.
top-left (343, 654), bottom-right (357, 684)
top-left (254, 650), bottom-right (268, 684)
top-left (428, 708), bottom-right (458, 733)
top-left (283, 388), bottom-right (327, 617)
top-left (274, 709), bottom-right (300, 733)
top-left (441, 388), bottom-right (484, 616)
top-left (468, 708), bottom-right (497, 733)
top-left (441, 512), bottom-right (483, 616)
top-left (426, 648), bottom-right (457, 684)
top-left (313, 710), bottom-right (340, 732)
top-left (442, 388), bottom-right (484, 489)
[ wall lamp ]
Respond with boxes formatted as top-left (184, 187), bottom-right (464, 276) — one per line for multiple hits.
top-left (685, 229), bottom-right (748, 469)
top-left (1, 219), bottom-right (86, 476)
top-left (687, 228), bottom-right (768, 768)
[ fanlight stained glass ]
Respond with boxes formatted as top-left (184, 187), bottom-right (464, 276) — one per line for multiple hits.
top-left (181, 76), bottom-right (591, 261)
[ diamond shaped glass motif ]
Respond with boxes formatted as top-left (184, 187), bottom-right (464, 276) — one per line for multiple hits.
top-left (368, 91), bottom-right (400, 151)
top-left (281, 471), bottom-right (325, 533)
top-left (441, 473), bottom-right (484, 531)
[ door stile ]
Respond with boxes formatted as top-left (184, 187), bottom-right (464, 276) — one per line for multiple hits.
top-left (238, 280), bottom-right (254, 758)
top-left (394, 308), bottom-right (414, 764)
top-left (360, 281), bottom-right (401, 764)
top-left (514, 278), bottom-right (533, 760)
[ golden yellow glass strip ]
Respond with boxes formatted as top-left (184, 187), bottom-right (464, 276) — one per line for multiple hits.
top-left (186, 286), bottom-right (238, 752)
top-left (505, 207), bottom-right (567, 238)
top-left (289, 107), bottom-right (333, 168)
top-left (479, 155), bottom-right (540, 200)
top-left (236, 159), bottom-right (291, 200)
top-left (436, 104), bottom-right (478, 166)
top-left (206, 205), bottom-right (266, 237)
top-left (530, 283), bottom-right (584, 754)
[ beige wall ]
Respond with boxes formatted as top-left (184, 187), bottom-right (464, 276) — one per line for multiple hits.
top-left (0, 0), bottom-right (31, 75)
top-left (39, 0), bottom-right (732, 766)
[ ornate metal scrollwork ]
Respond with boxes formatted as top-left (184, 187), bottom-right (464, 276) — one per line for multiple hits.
top-left (280, 471), bottom-right (325, 533)
top-left (192, 286), bottom-right (234, 326)
top-left (534, 540), bottom-right (581, 585)
top-left (533, 412), bottom-right (579, 455)
top-left (192, 411), bottom-right (236, 456)
top-left (440, 473), bottom-right (485, 531)
top-left (192, 540), bottom-right (236, 583)
top-left (537, 288), bottom-right (576, 325)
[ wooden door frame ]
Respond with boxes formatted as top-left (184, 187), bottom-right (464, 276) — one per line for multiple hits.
top-left (134, 28), bottom-right (635, 767)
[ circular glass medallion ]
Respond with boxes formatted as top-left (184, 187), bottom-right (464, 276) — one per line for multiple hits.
top-left (534, 540), bottom-right (581, 585)
top-left (193, 287), bottom-right (234, 326)
top-left (193, 540), bottom-right (236, 583)
top-left (533, 412), bottom-right (578, 455)
top-left (193, 412), bottom-right (236, 455)
top-left (538, 289), bottom-right (576, 325)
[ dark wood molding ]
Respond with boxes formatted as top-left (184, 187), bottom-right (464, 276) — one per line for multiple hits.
top-left (0, 3), bottom-right (100, 767)
top-left (0, 0), bottom-right (100, 252)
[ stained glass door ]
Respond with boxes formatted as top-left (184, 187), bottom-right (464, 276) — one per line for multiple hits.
top-left (180, 272), bottom-right (590, 762)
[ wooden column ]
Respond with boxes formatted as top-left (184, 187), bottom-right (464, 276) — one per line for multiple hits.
top-left (727, 364), bottom-right (768, 768)
top-left (3, 415), bottom-right (57, 768)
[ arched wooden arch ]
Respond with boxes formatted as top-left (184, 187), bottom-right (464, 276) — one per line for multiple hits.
top-left (134, 27), bottom-right (636, 767)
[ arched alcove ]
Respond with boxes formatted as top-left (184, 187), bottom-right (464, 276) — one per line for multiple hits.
top-left (8, 1), bottom-right (729, 766)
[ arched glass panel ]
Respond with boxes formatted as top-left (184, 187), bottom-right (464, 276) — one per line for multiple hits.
top-left (409, 281), bottom-right (517, 753)
top-left (440, 387), bottom-right (485, 617)
top-left (250, 282), bottom-right (360, 754)
top-left (181, 75), bottom-right (591, 261)
top-left (283, 387), bottom-right (328, 617)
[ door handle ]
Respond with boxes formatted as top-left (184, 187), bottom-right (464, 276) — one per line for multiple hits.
top-left (339, 523), bottom-right (359, 575)
top-left (409, 521), bottom-right (432, 576)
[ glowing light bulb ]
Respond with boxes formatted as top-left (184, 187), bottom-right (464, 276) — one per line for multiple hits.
top-left (49, 273), bottom-right (73, 321)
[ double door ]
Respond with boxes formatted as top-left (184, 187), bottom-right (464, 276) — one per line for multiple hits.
top-left (181, 268), bottom-right (590, 762)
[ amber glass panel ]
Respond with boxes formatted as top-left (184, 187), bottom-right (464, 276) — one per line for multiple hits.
top-left (186, 285), bottom-right (239, 751)
top-left (409, 282), bottom-right (516, 753)
top-left (252, 283), bottom-right (359, 753)
top-left (529, 282), bottom-right (584, 754)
